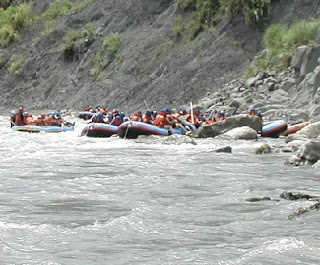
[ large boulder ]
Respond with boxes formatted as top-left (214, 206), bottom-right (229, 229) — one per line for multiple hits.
top-left (196, 114), bottom-right (262, 138)
top-left (296, 140), bottom-right (320, 163)
top-left (223, 126), bottom-right (258, 140)
top-left (296, 121), bottom-right (320, 139)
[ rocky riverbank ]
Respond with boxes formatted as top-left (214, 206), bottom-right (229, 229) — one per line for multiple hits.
top-left (190, 43), bottom-right (320, 169)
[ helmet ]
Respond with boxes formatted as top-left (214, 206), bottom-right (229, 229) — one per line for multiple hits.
top-left (137, 111), bottom-right (142, 115)
top-left (146, 111), bottom-right (152, 117)
top-left (23, 111), bottom-right (28, 116)
top-left (10, 110), bottom-right (17, 117)
top-left (179, 109), bottom-right (187, 115)
top-left (165, 108), bottom-right (172, 114)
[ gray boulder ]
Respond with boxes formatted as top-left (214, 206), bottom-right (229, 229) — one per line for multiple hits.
top-left (196, 114), bottom-right (262, 138)
top-left (296, 140), bottom-right (320, 163)
top-left (255, 143), bottom-right (272, 154)
top-left (297, 121), bottom-right (320, 138)
top-left (223, 126), bottom-right (258, 140)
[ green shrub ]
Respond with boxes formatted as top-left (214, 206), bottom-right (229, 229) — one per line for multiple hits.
top-left (246, 19), bottom-right (320, 76)
top-left (221, 0), bottom-right (272, 25)
top-left (90, 33), bottom-right (122, 80)
top-left (82, 23), bottom-right (95, 40)
top-left (177, 0), bottom-right (220, 40)
top-left (8, 54), bottom-right (25, 74)
top-left (61, 30), bottom-right (79, 58)
top-left (102, 33), bottom-right (122, 60)
top-left (0, 3), bottom-right (33, 46)
top-left (172, 15), bottom-right (185, 40)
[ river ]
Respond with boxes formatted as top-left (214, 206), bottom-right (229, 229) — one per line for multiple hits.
top-left (0, 115), bottom-right (319, 265)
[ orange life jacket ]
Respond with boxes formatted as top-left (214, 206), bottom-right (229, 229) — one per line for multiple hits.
top-left (186, 114), bottom-right (198, 124)
top-left (142, 114), bottom-right (152, 124)
top-left (131, 113), bottom-right (142, 122)
top-left (154, 112), bottom-right (166, 127)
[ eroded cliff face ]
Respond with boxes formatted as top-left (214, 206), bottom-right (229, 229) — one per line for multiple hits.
top-left (0, 0), bottom-right (320, 114)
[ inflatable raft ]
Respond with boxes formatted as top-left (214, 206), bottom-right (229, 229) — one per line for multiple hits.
top-left (117, 121), bottom-right (184, 139)
top-left (282, 121), bottom-right (310, 137)
top-left (261, 120), bottom-right (288, 138)
top-left (78, 111), bottom-right (96, 120)
top-left (12, 125), bottom-right (75, 133)
top-left (80, 123), bottom-right (118, 137)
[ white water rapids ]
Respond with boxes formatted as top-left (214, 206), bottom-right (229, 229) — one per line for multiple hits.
top-left (0, 115), bottom-right (319, 264)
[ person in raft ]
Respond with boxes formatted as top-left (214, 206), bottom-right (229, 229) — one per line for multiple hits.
top-left (10, 110), bottom-right (17, 127)
top-left (142, 111), bottom-right (153, 124)
top-left (175, 109), bottom-right (196, 132)
top-left (154, 108), bottom-right (177, 130)
top-left (110, 114), bottom-right (123, 126)
top-left (131, 111), bottom-right (143, 122)
top-left (15, 107), bottom-right (26, 126)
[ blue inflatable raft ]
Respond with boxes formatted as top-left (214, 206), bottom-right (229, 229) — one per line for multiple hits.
top-left (261, 120), bottom-right (288, 138)
top-left (12, 125), bottom-right (75, 133)
top-left (80, 123), bottom-right (118, 137)
top-left (117, 121), bottom-right (184, 139)
top-left (78, 111), bottom-right (96, 120)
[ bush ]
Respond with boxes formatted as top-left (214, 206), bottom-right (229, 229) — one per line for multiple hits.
top-left (90, 33), bottom-right (122, 80)
top-left (221, 0), bottom-right (272, 25)
top-left (246, 19), bottom-right (320, 76)
top-left (61, 30), bottom-right (79, 58)
top-left (176, 0), bottom-right (273, 41)
top-left (0, 3), bottom-right (33, 46)
top-left (177, 0), bottom-right (220, 40)
top-left (102, 33), bottom-right (122, 60)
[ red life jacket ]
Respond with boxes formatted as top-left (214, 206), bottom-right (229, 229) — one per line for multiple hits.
top-left (142, 114), bottom-right (152, 124)
top-left (131, 113), bottom-right (142, 122)
top-left (154, 112), bottom-right (166, 127)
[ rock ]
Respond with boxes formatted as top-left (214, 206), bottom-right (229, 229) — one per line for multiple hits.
top-left (300, 44), bottom-right (320, 77)
top-left (296, 140), bottom-right (320, 163)
top-left (229, 99), bottom-right (243, 109)
top-left (196, 114), bottom-right (262, 138)
top-left (264, 77), bottom-right (279, 84)
top-left (288, 202), bottom-right (320, 219)
top-left (215, 146), bottom-right (232, 153)
top-left (245, 197), bottom-right (280, 202)
top-left (255, 143), bottom-right (271, 154)
top-left (280, 191), bottom-right (318, 200)
top-left (290, 45), bottom-right (308, 75)
top-left (297, 121), bottom-right (320, 138)
top-left (280, 78), bottom-right (296, 92)
top-left (285, 133), bottom-right (309, 143)
top-left (223, 126), bottom-right (257, 140)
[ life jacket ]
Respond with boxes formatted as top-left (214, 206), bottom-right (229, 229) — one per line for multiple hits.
top-left (142, 114), bottom-right (152, 124)
top-left (166, 114), bottom-right (176, 126)
top-left (15, 112), bottom-right (25, 126)
top-left (186, 113), bottom-right (198, 124)
top-left (25, 115), bottom-right (35, 125)
top-left (154, 112), bottom-right (166, 127)
top-left (131, 113), bottom-right (142, 122)
top-left (111, 117), bottom-right (123, 126)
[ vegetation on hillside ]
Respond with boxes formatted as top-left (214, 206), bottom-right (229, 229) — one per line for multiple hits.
top-left (61, 24), bottom-right (95, 59)
top-left (0, 3), bottom-right (33, 47)
top-left (246, 19), bottom-right (320, 76)
top-left (90, 33), bottom-right (122, 80)
top-left (176, 0), bottom-right (273, 40)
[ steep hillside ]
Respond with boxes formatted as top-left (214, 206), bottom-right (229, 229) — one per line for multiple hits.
top-left (1, 0), bottom-right (320, 114)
